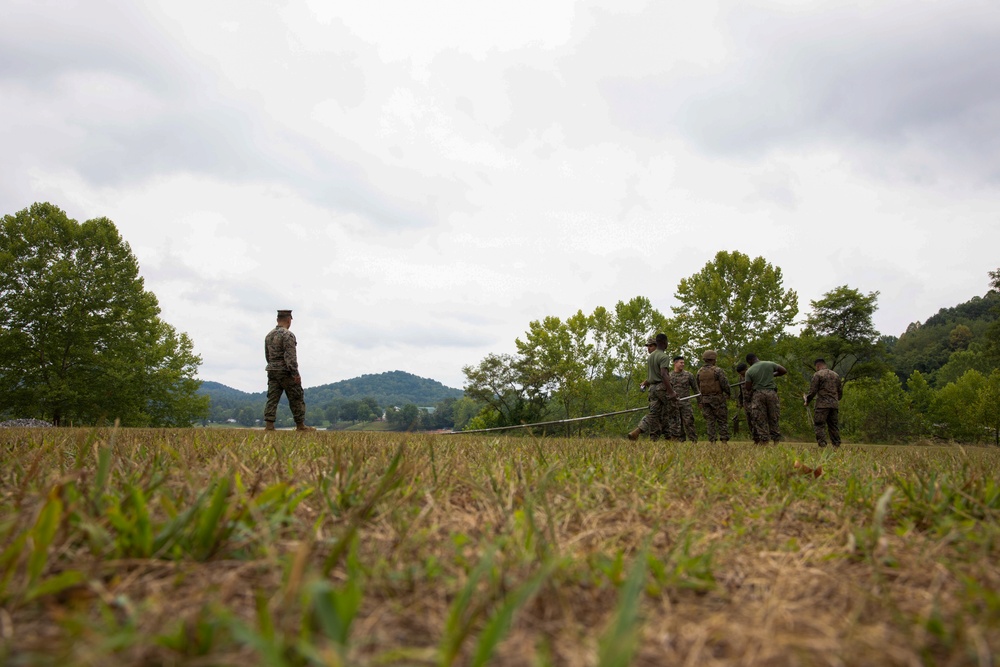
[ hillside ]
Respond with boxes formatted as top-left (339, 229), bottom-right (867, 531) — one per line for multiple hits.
top-left (889, 290), bottom-right (999, 383)
top-left (304, 370), bottom-right (463, 406)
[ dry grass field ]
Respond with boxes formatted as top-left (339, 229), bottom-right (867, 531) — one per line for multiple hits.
top-left (1, 427), bottom-right (998, 666)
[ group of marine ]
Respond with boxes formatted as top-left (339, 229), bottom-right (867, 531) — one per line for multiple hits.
top-left (628, 332), bottom-right (843, 448)
top-left (261, 310), bottom-right (843, 444)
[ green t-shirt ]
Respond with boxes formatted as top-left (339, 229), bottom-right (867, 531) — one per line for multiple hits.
top-left (745, 360), bottom-right (780, 391)
top-left (646, 349), bottom-right (671, 384)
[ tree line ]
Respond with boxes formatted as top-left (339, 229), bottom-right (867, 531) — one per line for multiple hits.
top-left (461, 251), bottom-right (1000, 444)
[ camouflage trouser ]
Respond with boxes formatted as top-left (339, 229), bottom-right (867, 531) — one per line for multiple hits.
top-left (673, 400), bottom-right (698, 442)
top-left (699, 394), bottom-right (729, 442)
top-left (743, 406), bottom-right (762, 443)
top-left (264, 371), bottom-right (306, 423)
top-left (638, 384), bottom-right (671, 439)
top-left (813, 407), bottom-right (841, 447)
top-left (750, 389), bottom-right (781, 443)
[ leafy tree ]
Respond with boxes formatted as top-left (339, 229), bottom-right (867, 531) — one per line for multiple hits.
top-left (515, 310), bottom-right (601, 434)
top-left (386, 403), bottom-right (421, 430)
top-left (972, 370), bottom-right (1000, 446)
top-left (935, 347), bottom-right (992, 387)
top-left (934, 370), bottom-right (986, 442)
top-left (839, 372), bottom-right (913, 443)
top-left (905, 370), bottom-right (935, 438)
top-left (462, 353), bottom-right (549, 427)
top-left (948, 324), bottom-right (973, 350)
top-left (0, 203), bottom-right (208, 426)
top-left (673, 251), bottom-right (798, 370)
top-left (798, 286), bottom-right (886, 383)
top-left (461, 296), bottom-right (678, 434)
top-left (450, 396), bottom-right (481, 430)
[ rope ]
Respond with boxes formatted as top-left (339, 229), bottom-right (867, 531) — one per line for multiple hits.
top-left (446, 393), bottom-right (703, 435)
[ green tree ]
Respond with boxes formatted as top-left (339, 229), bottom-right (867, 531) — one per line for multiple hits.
top-left (948, 324), bottom-right (973, 350)
top-left (972, 370), bottom-right (1000, 446)
top-left (673, 251), bottom-right (798, 369)
top-left (798, 286), bottom-right (886, 383)
top-left (462, 353), bottom-right (549, 427)
top-left (935, 347), bottom-right (992, 387)
top-left (905, 370), bottom-right (935, 438)
top-left (839, 372), bottom-right (913, 443)
top-left (450, 396), bottom-right (480, 430)
top-left (934, 369), bottom-right (986, 442)
top-left (0, 203), bottom-right (207, 426)
top-left (387, 403), bottom-right (421, 430)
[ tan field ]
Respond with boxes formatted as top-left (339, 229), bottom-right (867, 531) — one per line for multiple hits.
top-left (1, 428), bottom-right (997, 666)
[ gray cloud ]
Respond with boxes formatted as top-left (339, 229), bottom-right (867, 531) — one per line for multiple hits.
top-left (0, 1), bottom-right (434, 228)
top-left (600, 1), bottom-right (1000, 183)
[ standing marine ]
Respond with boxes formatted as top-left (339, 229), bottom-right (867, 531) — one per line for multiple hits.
top-left (735, 361), bottom-right (761, 443)
top-left (696, 350), bottom-right (731, 443)
top-left (668, 355), bottom-right (698, 442)
top-left (628, 333), bottom-right (678, 441)
top-left (804, 358), bottom-right (843, 448)
top-left (263, 309), bottom-right (316, 431)
top-left (744, 353), bottom-right (787, 445)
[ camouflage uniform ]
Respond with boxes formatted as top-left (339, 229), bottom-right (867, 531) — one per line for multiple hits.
top-left (806, 367), bottom-right (843, 447)
top-left (264, 323), bottom-right (306, 424)
top-left (736, 380), bottom-right (762, 443)
top-left (746, 360), bottom-right (782, 444)
top-left (696, 363), bottom-right (731, 443)
top-left (637, 347), bottom-right (673, 440)
top-left (668, 370), bottom-right (699, 442)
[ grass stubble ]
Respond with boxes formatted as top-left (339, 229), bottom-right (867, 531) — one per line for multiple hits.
top-left (0, 427), bottom-right (997, 666)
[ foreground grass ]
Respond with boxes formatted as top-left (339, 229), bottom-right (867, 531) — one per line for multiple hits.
top-left (0, 429), bottom-right (997, 666)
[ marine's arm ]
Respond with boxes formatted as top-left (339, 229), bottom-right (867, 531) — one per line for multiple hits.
top-left (283, 331), bottom-right (300, 379)
top-left (805, 373), bottom-right (820, 405)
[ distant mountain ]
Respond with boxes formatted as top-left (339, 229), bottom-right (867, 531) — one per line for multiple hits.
top-left (305, 370), bottom-right (464, 407)
top-left (198, 371), bottom-right (463, 418)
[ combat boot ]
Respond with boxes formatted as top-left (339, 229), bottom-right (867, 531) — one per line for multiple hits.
top-left (627, 428), bottom-right (642, 441)
top-left (295, 422), bottom-right (316, 432)
top-left (264, 421), bottom-right (275, 431)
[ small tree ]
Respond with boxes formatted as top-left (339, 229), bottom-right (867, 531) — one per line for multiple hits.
top-left (933, 370), bottom-right (986, 442)
top-left (840, 372), bottom-right (913, 443)
top-left (972, 370), bottom-right (1000, 446)
top-left (905, 370), bottom-right (935, 438)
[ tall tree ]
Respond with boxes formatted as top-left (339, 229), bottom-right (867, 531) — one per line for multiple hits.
top-left (0, 203), bottom-right (208, 425)
top-left (798, 285), bottom-right (886, 382)
top-left (672, 251), bottom-right (798, 368)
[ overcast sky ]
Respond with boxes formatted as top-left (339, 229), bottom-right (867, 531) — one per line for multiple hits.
top-left (3, 0), bottom-right (999, 393)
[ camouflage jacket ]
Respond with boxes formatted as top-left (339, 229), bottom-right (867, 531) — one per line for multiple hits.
top-left (264, 326), bottom-right (299, 374)
top-left (669, 370), bottom-right (698, 399)
top-left (806, 368), bottom-right (842, 409)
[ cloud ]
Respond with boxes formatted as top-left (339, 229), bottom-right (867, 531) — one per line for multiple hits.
top-left (601, 0), bottom-right (1000, 184)
top-left (0, 0), bottom-right (434, 228)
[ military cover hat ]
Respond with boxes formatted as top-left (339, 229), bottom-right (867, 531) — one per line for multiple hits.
top-left (645, 336), bottom-right (657, 346)
top-left (702, 350), bottom-right (718, 361)
top-left (277, 309), bottom-right (293, 318)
